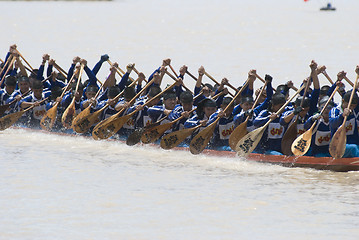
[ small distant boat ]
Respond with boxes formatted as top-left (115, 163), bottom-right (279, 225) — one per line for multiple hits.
top-left (320, 3), bottom-right (336, 11)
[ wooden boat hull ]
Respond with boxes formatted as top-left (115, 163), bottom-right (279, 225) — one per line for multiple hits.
top-left (10, 126), bottom-right (359, 172)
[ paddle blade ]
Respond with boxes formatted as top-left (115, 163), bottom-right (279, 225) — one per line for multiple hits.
top-left (329, 125), bottom-right (346, 159)
top-left (229, 120), bottom-right (248, 150)
top-left (40, 103), bottom-right (58, 131)
top-left (189, 121), bottom-right (217, 155)
top-left (126, 128), bottom-right (145, 146)
top-left (160, 126), bottom-right (198, 150)
top-left (0, 110), bottom-right (25, 131)
top-left (61, 101), bottom-right (76, 129)
top-left (281, 120), bottom-right (297, 155)
top-left (0, 103), bottom-right (10, 116)
top-left (291, 128), bottom-right (313, 156)
top-left (93, 114), bottom-right (132, 140)
top-left (235, 126), bottom-right (265, 157)
top-left (141, 122), bottom-right (173, 144)
top-left (72, 106), bottom-right (101, 133)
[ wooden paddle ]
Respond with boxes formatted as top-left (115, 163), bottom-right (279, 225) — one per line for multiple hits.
top-left (322, 70), bottom-right (334, 85)
top-left (189, 79), bottom-right (250, 155)
top-left (291, 85), bottom-right (339, 156)
top-left (93, 78), bottom-right (179, 140)
top-left (203, 71), bottom-right (235, 97)
top-left (53, 62), bottom-right (68, 78)
top-left (61, 64), bottom-right (85, 129)
top-left (0, 97), bottom-right (49, 131)
top-left (167, 65), bottom-right (193, 94)
top-left (228, 81), bottom-right (268, 150)
top-left (0, 55), bottom-right (14, 78)
top-left (40, 70), bottom-right (78, 131)
top-left (71, 70), bottom-right (110, 133)
top-left (329, 75), bottom-right (359, 158)
top-left (0, 56), bottom-right (16, 87)
top-left (235, 85), bottom-right (305, 157)
top-left (15, 49), bottom-right (34, 71)
top-left (281, 78), bottom-right (311, 155)
top-left (92, 76), bottom-right (158, 140)
top-left (160, 125), bottom-right (202, 150)
top-left (141, 108), bottom-right (197, 144)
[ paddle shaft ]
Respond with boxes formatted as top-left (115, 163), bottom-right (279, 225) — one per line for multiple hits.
top-left (166, 68), bottom-right (193, 94)
top-left (0, 57), bottom-right (16, 87)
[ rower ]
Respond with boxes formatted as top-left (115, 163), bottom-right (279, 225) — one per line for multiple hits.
top-left (207, 97), bottom-right (235, 151)
top-left (44, 86), bottom-right (64, 131)
top-left (0, 76), bottom-right (17, 106)
top-left (19, 79), bottom-right (51, 128)
top-left (167, 91), bottom-right (195, 132)
top-left (280, 61), bottom-right (320, 137)
top-left (329, 90), bottom-right (359, 158)
top-left (233, 74), bottom-right (273, 132)
top-left (252, 93), bottom-right (287, 155)
top-left (5, 76), bottom-right (31, 114)
top-left (127, 85), bottom-right (162, 130)
top-left (303, 96), bottom-right (334, 157)
top-left (61, 82), bottom-right (84, 115)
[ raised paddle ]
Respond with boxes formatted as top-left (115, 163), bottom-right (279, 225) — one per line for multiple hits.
top-left (15, 49), bottom-right (34, 71)
top-left (167, 65), bottom-right (194, 94)
top-left (344, 76), bottom-right (354, 88)
top-left (53, 62), bottom-right (68, 78)
top-left (0, 56), bottom-right (16, 87)
top-left (0, 55), bottom-right (14, 77)
top-left (281, 78), bottom-right (312, 155)
top-left (235, 85), bottom-right (305, 157)
top-left (228, 80), bottom-right (268, 150)
top-left (93, 79), bottom-right (179, 140)
top-left (61, 64), bottom-right (85, 129)
top-left (40, 69), bottom-right (79, 131)
top-left (0, 97), bottom-right (49, 131)
top-left (291, 85), bottom-right (339, 156)
top-left (322, 70), bottom-right (334, 85)
top-left (189, 79), bottom-right (251, 155)
top-left (203, 71), bottom-right (235, 98)
top-left (329, 75), bottom-right (359, 158)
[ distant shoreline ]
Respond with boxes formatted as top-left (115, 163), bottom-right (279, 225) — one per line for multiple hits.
top-left (0, 0), bottom-right (113, 1)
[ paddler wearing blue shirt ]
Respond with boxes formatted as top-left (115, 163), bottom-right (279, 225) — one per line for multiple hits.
top-left (329, 89), bottom-right (359, 158)
top-left (233, 74), bottom-right (273, 132)
top-left (303, 95), bottom-right (335, 157)
top-left (253, 93), bottom-right (287, 155)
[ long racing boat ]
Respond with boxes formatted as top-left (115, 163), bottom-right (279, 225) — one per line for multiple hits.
top-left (11, 126), bottom-right (359, 172)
